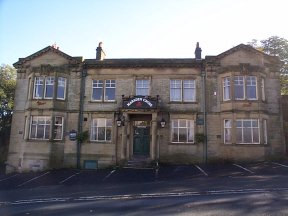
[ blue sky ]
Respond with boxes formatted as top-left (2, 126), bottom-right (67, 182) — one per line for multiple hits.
top-left (1, 0), bottom-right (288, 66)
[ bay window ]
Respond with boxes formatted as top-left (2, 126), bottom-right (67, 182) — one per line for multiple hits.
top-left (236, 119), bottom-right (259, 144)
top-left (33, 76), bottom-right (67, 100)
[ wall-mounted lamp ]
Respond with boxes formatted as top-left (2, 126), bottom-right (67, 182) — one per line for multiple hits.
top-left (160, 118), bottom-right (166, 128)
top-left (116, 111), bottom-right (125, 127)
top-left (116, 118), bottom-right (122, 127)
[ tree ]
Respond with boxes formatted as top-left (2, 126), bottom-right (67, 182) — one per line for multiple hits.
top-left (0, 64), bottom-right (16, 163)
top-left (248, 36), bottom-right (288, 94)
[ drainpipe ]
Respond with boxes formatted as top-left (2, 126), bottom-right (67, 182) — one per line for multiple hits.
top-left (201, 68), bottom-right (207, 164)
top-left (77, 69), bottom-right (87, 169)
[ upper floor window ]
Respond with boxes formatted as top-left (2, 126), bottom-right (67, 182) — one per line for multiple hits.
top-left (234, 76), bottom-right (257, 100)
top-left (57, 77), bottom-right (66, 100)
top-left (223, 77), bottom-right (231, 101)
top-left (170, 80), bottom-right (196, 102)
top-left (34, 77), bottom-right (44, 99)
top-left (92, 80), bottom-right (115, 101)
top-left (136, 79), bottom-right (150, 96)
top-left (91, 118), bottom-right (112, 141)
top-left (33, 76), bottom-right (67, 100)
top-left (171, 119), bottom-right (194, 143)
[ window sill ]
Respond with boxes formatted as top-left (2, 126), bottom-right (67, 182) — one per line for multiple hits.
top-left (169, 142), bottom-right (195, 145)
top-left (89, 100), bottom-right (117, 104)
top-left (168, 101), bottom-right (198, 104)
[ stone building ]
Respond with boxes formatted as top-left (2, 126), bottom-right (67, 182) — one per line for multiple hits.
top-left (6, 42), bottom-right (285, 173)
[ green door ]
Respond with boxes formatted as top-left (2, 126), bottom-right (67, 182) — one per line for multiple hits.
top-left (133, 126), bottom-right (150, 155)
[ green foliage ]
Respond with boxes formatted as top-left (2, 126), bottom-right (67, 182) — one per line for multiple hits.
top-left (280, 75), bottom-right (288, 95)
top-left (248, 36), bottom-right (288, 94)
top-left (76, 130), bottom-right (89, 142)
top-left (0, 64), bottom-right (16, 162)
top-left (0, 64), bottom-right (16, 134)
top-left (195, 133), bottom-right (206, 143)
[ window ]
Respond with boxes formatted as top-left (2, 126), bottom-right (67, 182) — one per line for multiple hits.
top-left (105, 80), bottom-right (116, 101)
top-left (261, 78), bottom-right (265, 101)
top-left (57, 77), bottom-right (66, 100)
top-left (171, 119), bottom-right (194, 143)
top-left (236, 119), bottom-right (259, 144)
top-left (33, 77), bottom-right (44, 99)
top-left (170, 80), bottom-right (196, 102)
top-left (54, 116), bottom-right (63, 140)
top-left (92, 80), bottom-right (115, 101)
top-left (246, 76), bottom-right (257, 100)
top-left (234, 76), bottom-right (245, 100)
top-left (234, 76), bottom-right (257, 100)
top-left (224, 119), bottom-right (232, 144)
top-left (223, 77), bottom-right (231, 101)
top-left (44, 77), bottom-right (54, 99)
top-left (33, 76), bottom-right (67, 100)
top-left (263, 119), bottom-right (267, 144)
top-left (170, 80), bottom-right (181, 101)
top-left (30, 116), bottom-right (51, 140)
top-left (136, 79), bottom-right (150, 96)
top-left (91, 118), bottom-right (112, 141)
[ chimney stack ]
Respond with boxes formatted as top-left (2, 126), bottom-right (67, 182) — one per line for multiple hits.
top-left (195, 42), bottom-right (202, 60)
top-left (96, 42), bottom-right (106, 60)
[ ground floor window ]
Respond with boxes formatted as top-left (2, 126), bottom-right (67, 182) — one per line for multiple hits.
top-left (91, 118), bottom-right (112, 142)
top-left (30, 116), bottom-right (51, 140)
top-left (171, 119), bottom-right (194, 143)
top-left (29, 116), bottom-right (64, 140)
top-left (224, 119), bottom-right (232, 144)
top-left (236, 119), bottom-right (259, 144)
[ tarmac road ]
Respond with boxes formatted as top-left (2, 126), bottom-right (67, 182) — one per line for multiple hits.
top-left (1, 161), bottom-right (288, 215)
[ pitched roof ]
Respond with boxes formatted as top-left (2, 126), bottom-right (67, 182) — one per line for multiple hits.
top-left (216, 44), bottom-right (279, 63)
top-left (13, 46), bottom-right (82, 68)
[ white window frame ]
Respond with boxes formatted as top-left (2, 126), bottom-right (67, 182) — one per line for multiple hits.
top-left (234, 76), bottom-right (258, 100)
top-left (171, 119), bottom-right (194, 143)
top-left (224, 119), bottom-right (232, 144)
top-left (33, 77), bottom-right (44, 99)
top-left (91, 80), bottom-right (104, 101)
top-left (29, 116), bottom-right (51, 140)
top-left (236, 119), bottom-right (260, 144)
top-left (91, 118), bottom-right (112, 142)
top-left (57, 77), bottom-right (66, 100)
top-left (234, 76), bottom-right (245, 100)
top-left (170, 79), bottom-right (196, 102)
top-left (104, 80), bottom-right (116, 101)
top-left (246, 76), bottom-right (257, 100)
top-left (223, 77), bottom-right (231, 101)
top-left (136, 79), bottom-right (150, 96)
top-left (170, 80), bottom-right (182, 102)
top-left (263, 119), bottom-right (267, 144)
top-left (44, 77), bottom-right (55, 99)
top-left (54, 116), bottom-right (64, 140)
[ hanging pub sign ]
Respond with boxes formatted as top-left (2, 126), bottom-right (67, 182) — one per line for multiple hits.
top-left (123, 96), bottom-right (158, 109)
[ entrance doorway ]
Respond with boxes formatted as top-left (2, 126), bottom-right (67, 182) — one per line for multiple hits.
top-left (133, 121), bottom-right (150, 156)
